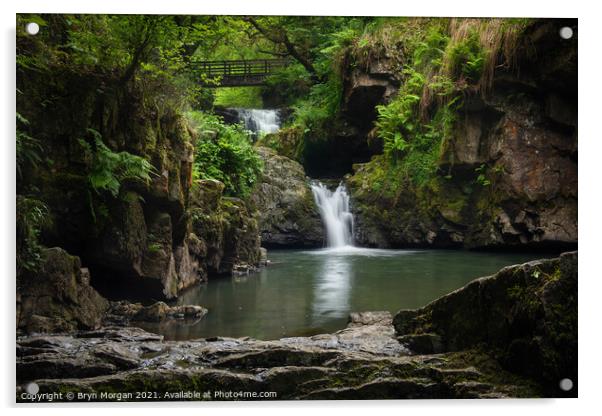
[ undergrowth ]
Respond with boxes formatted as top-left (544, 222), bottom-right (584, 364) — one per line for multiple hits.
top-left (186, 111), bottom-right (263, 197)
top-left (371, 18), bottom-right (531, 187)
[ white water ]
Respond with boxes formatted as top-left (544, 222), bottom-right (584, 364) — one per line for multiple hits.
top-left (311, 182), bottom-right (354, 248)
top-left (234, 108), bottom-right (281, 135)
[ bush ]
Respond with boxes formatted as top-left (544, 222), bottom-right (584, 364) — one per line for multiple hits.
top-left (187, 112), bottom-right (263, 197)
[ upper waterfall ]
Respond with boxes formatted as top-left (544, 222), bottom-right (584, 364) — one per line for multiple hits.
top-left (311, 181), bottom-right (354, 248)
top-left (234, 108), bottom-right (281, 135)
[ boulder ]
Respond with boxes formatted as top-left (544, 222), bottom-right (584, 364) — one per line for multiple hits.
top-left (17, 247), bottom-right (109, 333)
top-left (251, 147), bottom-right (324, 248)
top-left (108, 301), bottom-right (208, 323)
top-left (393, 251), bottom-right (577, 395)
top-left (188, 179), bottom-right (263, 276)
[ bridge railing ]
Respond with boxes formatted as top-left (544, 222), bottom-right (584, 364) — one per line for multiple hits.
top-left (189, 58), bottom-right (290, 86)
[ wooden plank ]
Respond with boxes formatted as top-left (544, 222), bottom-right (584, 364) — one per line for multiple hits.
top-left (191, 58), bottom-right (290, 86)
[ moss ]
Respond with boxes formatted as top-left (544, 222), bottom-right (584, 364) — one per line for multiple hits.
top-left (255, 126), bottom-right (305, 162)
top-left (444, 349), bottom-right (543, 397)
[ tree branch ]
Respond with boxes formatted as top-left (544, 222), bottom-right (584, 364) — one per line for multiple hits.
top-left (120, 18), bottom-right (157, 85)
top-left (243, 16), bottom-right (322, 82)
top-left (257, 49), bottom-right (289, 57)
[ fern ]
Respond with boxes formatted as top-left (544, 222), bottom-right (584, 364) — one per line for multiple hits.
top-left (16, 113), bottom-right (42, 179)
top-left (16, 196), bottom-right (50, 274)
top-left (79, 128), bottom-right (153, 197)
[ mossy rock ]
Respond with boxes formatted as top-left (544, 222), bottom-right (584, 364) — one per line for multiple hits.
top-left (393, 252), bottom-right (577, 396)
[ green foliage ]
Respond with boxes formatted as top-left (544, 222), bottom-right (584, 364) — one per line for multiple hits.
top-left (16, 196), bottom-right (50, 275)
top-left (474, 163), bottom-right (506, 187)
top-left (445, 31), bottom-right (488, 82)
top-left (263, 63), bottom-right (312, 106)
top-left (374, 25), bottom-right (459, 186)
top-left (256, 126), bottom-right (305, 162)
top-left (16, 14), bottom-right (229, 112)
top-left (147, 241), bottom-right (163, 253)
top-left (376, 68), bottom-right (425, 159)
top-left (187, 112), bottom-right (263, 197)
top-left (16, 113), bottom-right (42, 179)
top-left (474, 164), bottom-right (492, 187)
top-left (290, 77), bottom-right (342, 136)
top-left (78, 129), bottom-right (153, 197)
top-left (284, 19), bottom-right (370, 135)
top-left (214, 87), bottom-right (263, 108)
top-left (413, 26), bottom-right (449, 70)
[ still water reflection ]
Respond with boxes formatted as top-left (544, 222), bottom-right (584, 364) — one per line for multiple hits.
top-left (138, 248), bottom-right (545, 340)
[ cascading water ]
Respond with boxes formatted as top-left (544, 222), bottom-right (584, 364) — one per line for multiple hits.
top-left (311, 182), bottom-right (354, 248)
top-left (234, 108), bottom-right (281, 135)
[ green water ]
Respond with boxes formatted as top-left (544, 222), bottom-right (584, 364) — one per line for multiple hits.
top-left (140, 248), bottom-right (546, 340)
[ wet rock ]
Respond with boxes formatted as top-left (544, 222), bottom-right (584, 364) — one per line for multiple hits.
top-left (16, 301), bottom-right (545, 400)
top-left (77, 326), bottom-right (164, 342)
top-left (108, 301), bottom-right (208, 323)
top-left (251, 147), bottom-right (324, 248)
top-left (17, 355), bottom-right (117, 383)
top-left (92, 343), bottom-right (140, 369)
top-left (348, 311), bottom-right (392, 326)
top-left (133, 302), bottom-right (171, 322)
top-left (302, 377), bottom-right (442, 400)
top-left (190, 179), bottom-right (225, 212)
top-left (259, 247), bottom-right (268, 266)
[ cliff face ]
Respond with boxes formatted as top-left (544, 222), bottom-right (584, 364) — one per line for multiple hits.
top-left (344, 20), bottom-right (577, 250)
top-left (16, 67), bottom-right (262, 319)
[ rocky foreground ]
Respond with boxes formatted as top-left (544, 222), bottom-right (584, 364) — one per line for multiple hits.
top-left (17, 313), bottom-right (539, 402)
top-left (17, 252), bottom-right (576, 401)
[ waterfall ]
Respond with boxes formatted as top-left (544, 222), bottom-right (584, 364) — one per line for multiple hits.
top-left (311, 182), bottom-right (354, 248)
top-left (234, 108), bottom-right (281, 135)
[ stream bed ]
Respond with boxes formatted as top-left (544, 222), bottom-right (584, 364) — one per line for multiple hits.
top-left (138, 248), bottom-right (547, 340)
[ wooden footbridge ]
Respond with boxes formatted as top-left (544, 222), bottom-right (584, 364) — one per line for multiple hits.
top-left (190, 58), bottom-right (290, 87)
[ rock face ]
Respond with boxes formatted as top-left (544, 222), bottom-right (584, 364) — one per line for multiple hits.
top-left (189, 179), bottom-right (262, 275)
top-left (251, 147), bottom-right (324, 248)
top-left (17, 247), bottom-right (109, 333)
top-left (345, 20), bottom-right (577, 250)
top-left (341, 52), bottom-right (402, 126)
top-left (16, 68), bottom-right (205, 299)
top-left (16, 68), bottom-right (266, 302)
top-left (394, 251), bottom-right (577, 396)
top-left (17, 312), bottom-right (542, 401)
